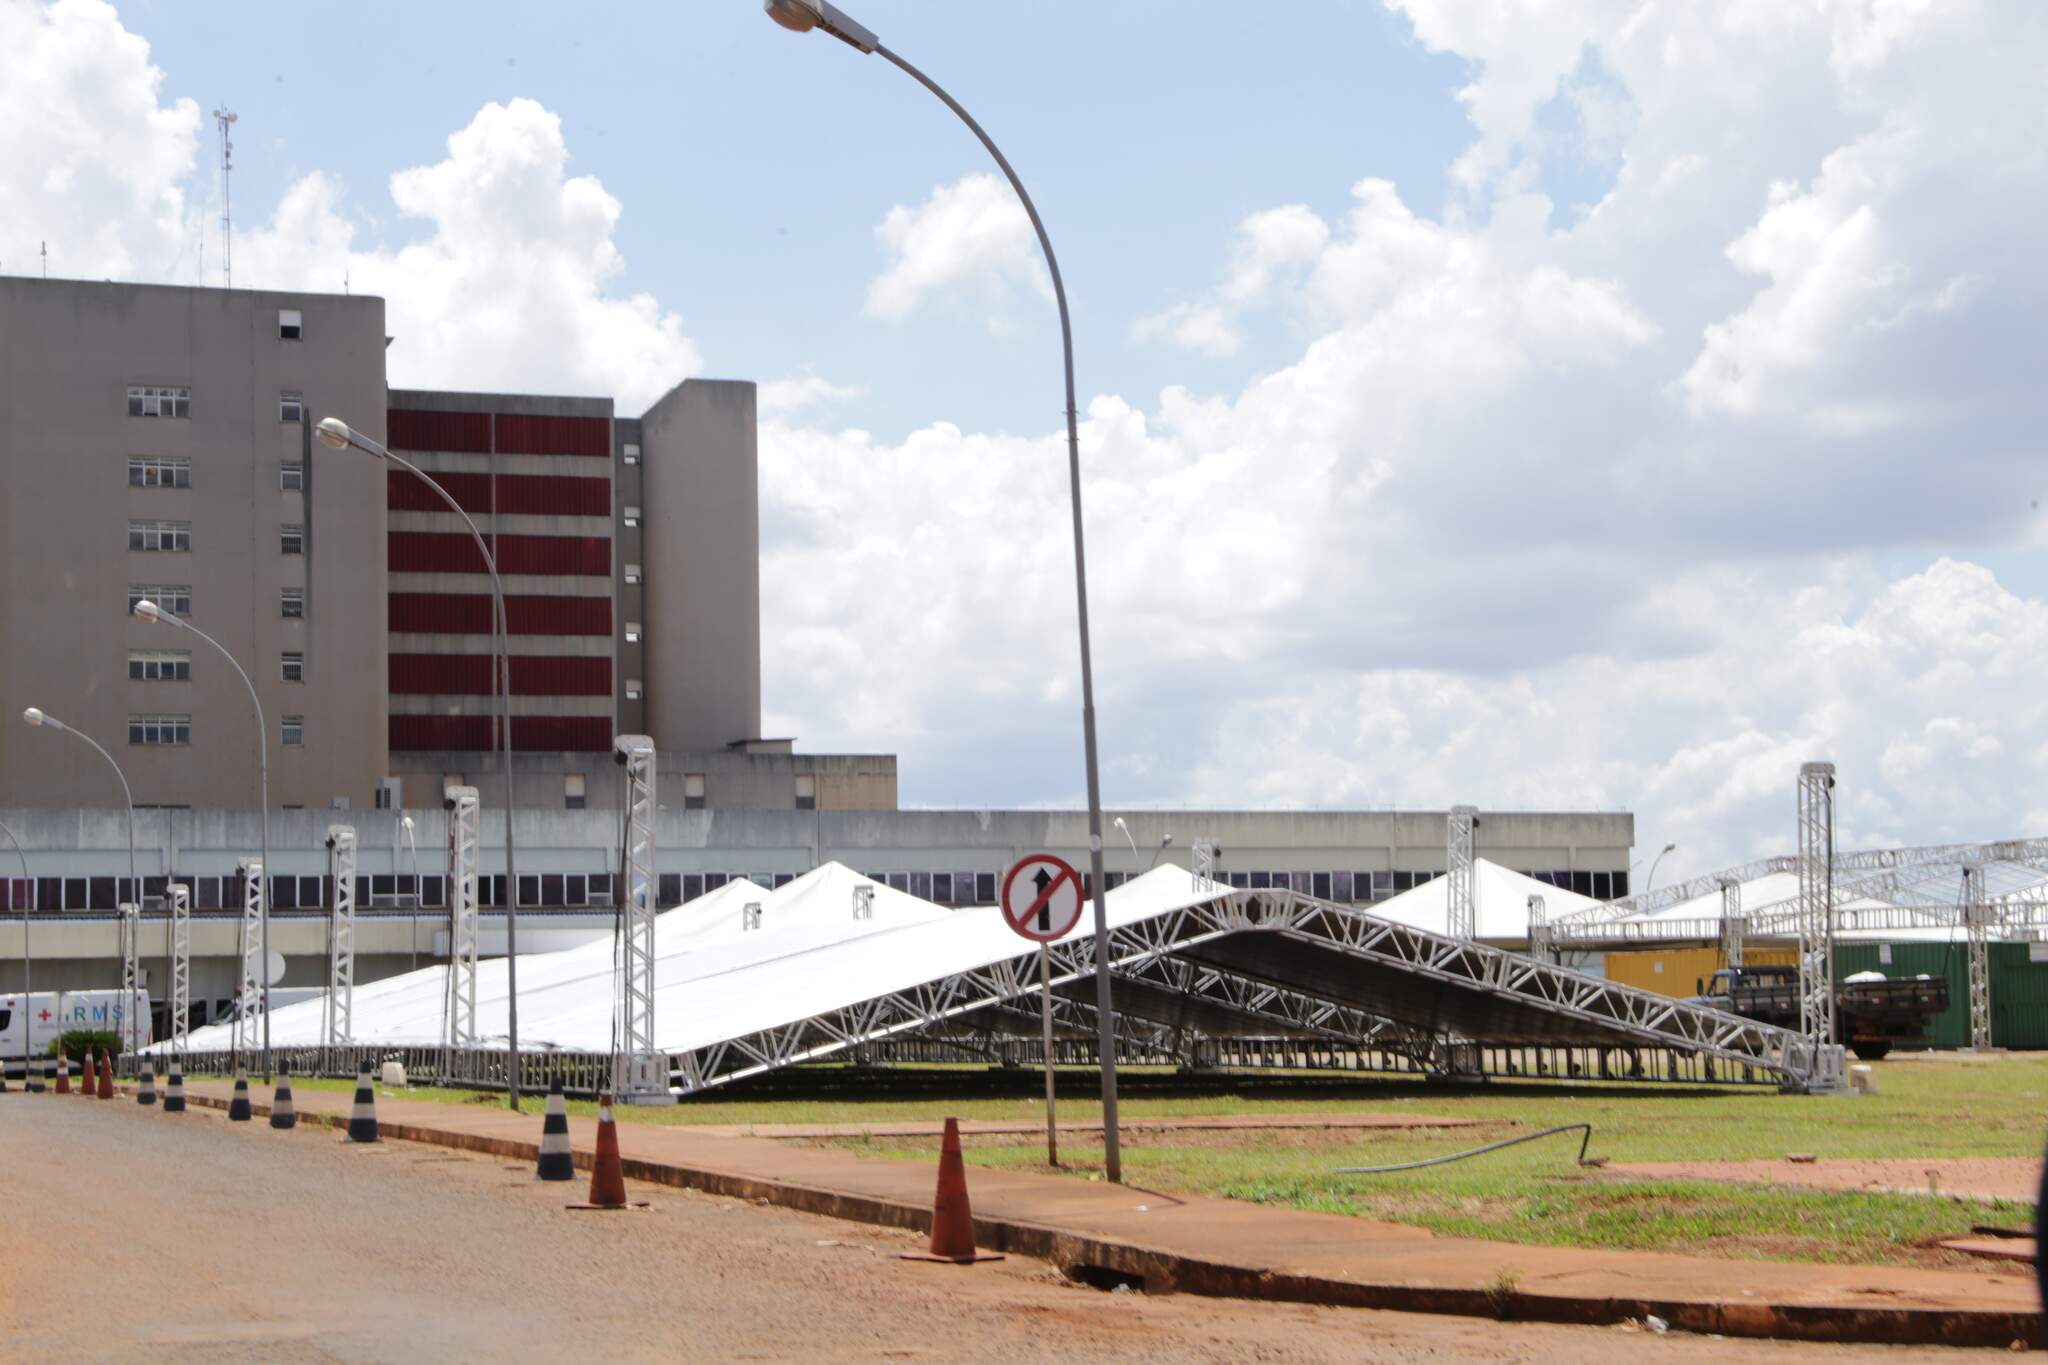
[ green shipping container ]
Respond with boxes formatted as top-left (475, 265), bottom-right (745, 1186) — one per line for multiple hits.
top-left (1835, 941), bottom-right (2048, 1050)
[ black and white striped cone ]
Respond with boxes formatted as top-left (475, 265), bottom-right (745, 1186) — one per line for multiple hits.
top-left (535, 1074), bottom-right (574, 1181)
top-left (228, 1065), bottom-right (253, 1121)
top-left (136, 1062), bottom-right (158, 1106)
top-left (346, 1062), bottom-right (380, 1143)
top-left (162, 1060), bottom-right (186, 1113)
top-left (269, 1062), bottom-right (297, 1130)
top-left (28, 1056), bottom-right (46, 1093)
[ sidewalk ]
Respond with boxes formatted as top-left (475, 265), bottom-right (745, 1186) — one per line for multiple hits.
top-left (181, 1079), bottom-right (2042, 1348)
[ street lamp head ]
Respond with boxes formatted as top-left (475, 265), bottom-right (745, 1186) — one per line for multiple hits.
top-left (314, 416), bottom-right (353, 450)
top-left (22, 706), bottom-right (60, 732)
top-left (761, 0), bottom-right (878, 52)
top-left (1662, 842), bottom-right (1678, 854)
top-left (1112, 816), bottom-right (1129, 833)
top-left (133, 598), bottom-right (162, 624)
top-left (401, 814), bottom-right (415, 831)
top-left (1159, 834), bottom-right (1174, 849)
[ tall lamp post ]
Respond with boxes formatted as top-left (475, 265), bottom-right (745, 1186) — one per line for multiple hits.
top-left (761, 0), bottom-right (1127, 1182)
top-left (313, 416), bottom-right (523, 1111)
top-left (1644, 842), bottom-right (1678, 897)
top-left (133, 600), bottom-right (273, 1078)
top-left (0, 818), bottom-right (32, 1082)
top-left (22, 707), bottom-right (138, 1058)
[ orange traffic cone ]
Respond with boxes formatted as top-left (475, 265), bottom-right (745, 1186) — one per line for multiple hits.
top-left (565, 1091), bottom-right (645, 1210)
top-left (901, 1117), bottom-right (1002, 1263)
top-left (54, 1054), bottom-right (71, 1094)
top-left (78, 1051), bottom-right (94, 1099)
top-left (96, 1052), bottom-right (114, 1100)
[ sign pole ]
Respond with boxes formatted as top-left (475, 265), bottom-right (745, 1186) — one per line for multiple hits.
top-left (1038, 944), bottom-right (1058, 1167)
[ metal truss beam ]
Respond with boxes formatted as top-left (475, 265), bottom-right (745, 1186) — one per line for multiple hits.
top-left (234, 858), bottom-right (264, 1061)
top-left (324, 826), bottom-right (357, 1050)
top-left (613, 735), bottom-right (669, 1102)
top-left (1446, 806), bottom-right (1477, 940)
top-left (444, 787), bottom-right (480, 1060)
top-left (168, 883), bottom-right (191, 1051)
top-left (1964, 863), bottom-right (1991, 1050)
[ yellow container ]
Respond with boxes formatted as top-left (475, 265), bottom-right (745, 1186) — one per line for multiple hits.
top-left (1606, 945), bottom-right (1797, 998)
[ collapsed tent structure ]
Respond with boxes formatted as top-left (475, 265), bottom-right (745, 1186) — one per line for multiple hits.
top-left (166, 859), bottom-right (1834, 1093)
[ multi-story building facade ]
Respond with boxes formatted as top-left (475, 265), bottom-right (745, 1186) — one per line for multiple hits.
top-left (0, 277), bottom-right (390, 809)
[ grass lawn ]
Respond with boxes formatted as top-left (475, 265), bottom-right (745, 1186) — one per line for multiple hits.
top-left (247, 1055), bottom-right (2046, 1266)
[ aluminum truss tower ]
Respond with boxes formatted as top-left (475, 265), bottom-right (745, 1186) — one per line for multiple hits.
top-left (168, 883), bottom-right (190, 1050)
top-left (613, 736), bottom-right (671, 1103)
top-left (444, 787), bottom-right (481, 1058)
top-left (1794, 762), bottom-right (1847, 1091)
top-left (1446, 805), bottom-right (1477, 940)
top-left (234, 858), bottom-right (264, 1061)
top-left (324, 826), bottom-right (357, 1051)
top-left (1525, 894), bottom-right (1550, 962)
top-left (1962, 861), bottom-right (1992, 1051)
top-left (1720, 879), bottom-right (1745, 971)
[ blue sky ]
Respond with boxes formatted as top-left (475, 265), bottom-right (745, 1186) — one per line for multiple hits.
top-left (121, 0), bottom-right (1475, 437)
top-left (8, 0), bottom-right (2048, 880)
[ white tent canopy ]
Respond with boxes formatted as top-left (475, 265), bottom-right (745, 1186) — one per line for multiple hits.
top-left (1367, 858), bottom-right (1604, 939)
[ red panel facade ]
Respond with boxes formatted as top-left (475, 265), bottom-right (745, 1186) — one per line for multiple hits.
top-left (494, 413), bottom-right (611, 458)
top-left (386, 471), bottom-right (610, 517)
top-left (389, 713), bottom-right (495, 752)
top-left (388, 532), bottom-right (611, 576)
top-left (389, 713), bottom-right (613, 753)
top-left (388, 409), bottom-right (492, 453)
top-left (390, 653), bottom-right (612, 697)
top-left (389, 594), bottom-right (613, 636)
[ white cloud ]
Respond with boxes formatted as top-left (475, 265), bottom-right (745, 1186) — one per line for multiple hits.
top-left (232, 99), bottom-right (701, 412)
top-left (0, 0), bottom-right (200, 282)
top-left (864, 173), bottom-right (1048, 323)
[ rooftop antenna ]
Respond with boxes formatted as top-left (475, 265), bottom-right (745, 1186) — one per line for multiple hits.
top-left (41, 241), bottom-right (48, 279)
top-left (213, 107), bottom-right (237, 288)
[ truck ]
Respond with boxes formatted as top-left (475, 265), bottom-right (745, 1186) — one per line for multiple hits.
top-left (0, 989), bottom-right (154, 1065)
top-left (1692, 965), bottom-right (1948, 1060)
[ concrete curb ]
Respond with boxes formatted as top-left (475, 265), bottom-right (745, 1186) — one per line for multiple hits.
top-left (176, 1089), bottom-right (2044, 1348)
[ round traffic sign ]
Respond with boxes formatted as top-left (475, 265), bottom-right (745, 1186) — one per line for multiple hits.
top-left (1001, 854), bottom-right (1084, 943)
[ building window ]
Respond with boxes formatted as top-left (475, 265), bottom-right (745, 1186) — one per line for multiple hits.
top-left (795, 774), bottom-right (816, 811)
top-left (624, 679), bottom-right (643, 701)
top-left (624, 622), bottom-right (642, 644)
top-left (128, 650), bottom-right (191, 682)
top-left (374, 784), bottom-right (393, 811)
top-left (128, 457), bottom-right (190, 488)
top-left (621, 443), bottom-right (640, 465)
top-left (280, 463), bottom-right (305, 491)
top-left (127, 385), bottom-right (190, 418)
top-left (281, 652), bottom-right (304, 683)
top-left (281, 716), bottom-right (304, 747)
top-left (281, 524), bottom-right (305, 555)
top-left (128, 713), bottom-right (191, 746)
top-left (128, 519), bottom-right (191, 552)
top-left (280, 393), bottom-right (304, 423)
top-left (564, 774), bottom-right (586, 811)
top-left (684, 773), bottom-right (706, 811)
top-left (130, 585), bottom-right (190, 617)
top-left (278, 309), bottom-right (303, 340)
top-left (281, 588), bottom-right (305, 619)
top-left (623, 563), bottom-right (641, 585)
top-left (622, 505), bottom-right (641, 529)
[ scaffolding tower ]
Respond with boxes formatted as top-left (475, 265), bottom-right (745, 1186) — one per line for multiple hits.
top-left (1962, 861), bottom-right (1993, 1051)
top-left (1526, 894), bottom-right (1550, 962)
top-left (613, 736), bottom-right (671, 1103)
top-left (325, 826), bottom-right (358, 1051)
top-left (234, 857), bottom-right (264, 1061)
top-left (1446, 805), bottom-right (1477, 940)
top-left (1793, 762), bottom-right (1848, 1091)
top-left (168, 883), bottom-right (191, 1051)
top-left (1720, 878), bottom-right (1746, 971)
top-left (444, 787), bottom-right (480, 1061)
top-left (118, 901), bottom-right (139, 1062)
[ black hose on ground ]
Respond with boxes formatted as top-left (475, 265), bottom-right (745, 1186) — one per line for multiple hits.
top-left (1334, 1122), bottom-right (1605, 1175)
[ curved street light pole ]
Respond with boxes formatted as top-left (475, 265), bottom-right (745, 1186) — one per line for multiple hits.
top-left (762, 0), bottom-right (1123, 1181)
top-left (314, 417), bottom-right (522, 1111)
top-left (1644, 842), bottom-right (1679, 897)
top-left (0, 818), bottom-right (32, 1080)
top-left (22, 708), bottom-right (138, 1058)
top-left (134, 603), bottom-right (271, 1079)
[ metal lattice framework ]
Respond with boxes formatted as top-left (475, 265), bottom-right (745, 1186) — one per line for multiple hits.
top-left (324, 826), bottom-right (357, 1049)
top-left (118, 901), bottom-right (139, 1059)
top-left (444, 787), bottom-right (481, 1056)
top-left (614, 736), bottom-right (666, 1101)
top-left (234, 857), bottom-right (264, 1059)
top-left (1446, 805), bottom-right (1477, 940)
top-left (1525, 894), bottom-right (1550, 962)
top-left (1795, 762), bottom-right (1837, 1056)
top-left (853, 884), bottom-right (873, 920)
top-left (643, 885), bottom-right (1827, 1097)
top-left (1963, 862), bottom-right (1991, 1050)
top-left (168, 883), bottom-right (191, 1050)
top-left (1193, 840), bottom-right (1220, 892)
top-left (1720, 879), bottom-right (1745, 972)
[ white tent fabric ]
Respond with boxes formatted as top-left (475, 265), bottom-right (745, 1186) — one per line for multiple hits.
top-left (1367, 859), bottom-right (1604, 939)
top-left (1635, 870), bottom-right (1968, 944)
top-left (164, 861), bottom-right (1211, 1057)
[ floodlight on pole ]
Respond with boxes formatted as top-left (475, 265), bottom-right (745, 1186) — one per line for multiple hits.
top-left (315, 414), bottom-right (524, 1111)
top-left (760, 0), bottom-right (1128, 1183)
top-left (1644, 842), bottom-right (1679, 896)
top-left (134, 599), bottom-right (272, 1079)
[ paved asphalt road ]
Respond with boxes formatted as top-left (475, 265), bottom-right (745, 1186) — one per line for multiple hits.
top-left (0, 1095), bottom-right (1939, 1362)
